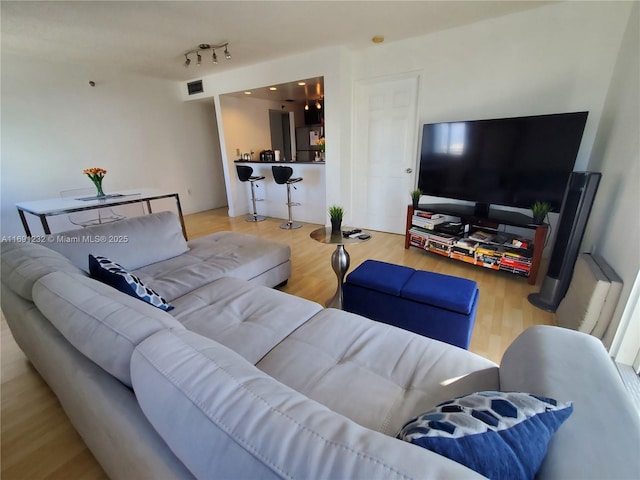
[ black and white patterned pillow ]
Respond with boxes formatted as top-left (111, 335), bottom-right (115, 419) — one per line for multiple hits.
top-left (88, 255), bottom-right (173, 311)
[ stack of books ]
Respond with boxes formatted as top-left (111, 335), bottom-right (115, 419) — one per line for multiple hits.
top-left (427, 232), bottom-right (456, 257)
top-left (451, 238), bottom-right (478, 265)
top-left (468, 229), bottom-right (495, 243)
top-left (475, 244), bottom-right (503, 270)
top-left (451, 238), bottom-right (479, 264)
top-left (499, 248), bottom-right (533, 277)
top-left (412, 211), bottom-right (446, 230)
top-left (408, 226), bottom-right (430, 248)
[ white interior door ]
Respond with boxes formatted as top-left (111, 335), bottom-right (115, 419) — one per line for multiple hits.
top-left (353, 74), bottom-right (419, 234)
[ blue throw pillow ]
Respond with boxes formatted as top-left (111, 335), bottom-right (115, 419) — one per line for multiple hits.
top-left (397, 391), bottom-right (573, 480)
top-left (88, 254), bottom-right (174, 311)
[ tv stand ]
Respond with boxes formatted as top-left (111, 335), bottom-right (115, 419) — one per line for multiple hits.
top-left (404, 204), bottom-right (547, 285)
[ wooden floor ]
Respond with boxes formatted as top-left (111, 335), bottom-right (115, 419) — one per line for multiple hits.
top-left (1, 208), bottom-right (555, 479)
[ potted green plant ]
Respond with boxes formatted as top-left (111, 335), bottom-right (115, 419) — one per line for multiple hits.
top-left (410, 188), bottom-right (422, 210)
top-left (531, 201), bottom-right (551, 224)
top-left (328, 205), bottom-right (344, 233)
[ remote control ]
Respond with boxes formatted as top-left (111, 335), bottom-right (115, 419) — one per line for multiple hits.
top-left (357, 233), bottom-right (371, 240)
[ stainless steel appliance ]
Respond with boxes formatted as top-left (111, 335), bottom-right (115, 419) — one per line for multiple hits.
top-left (295, 126), bottom-right (323, 162)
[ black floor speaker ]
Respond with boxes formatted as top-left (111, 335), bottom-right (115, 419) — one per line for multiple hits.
top-left (528, 171), bottom-right (602, 312)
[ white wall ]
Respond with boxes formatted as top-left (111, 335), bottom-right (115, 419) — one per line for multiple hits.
top-left (1, 54), bottom-right (226, 236)
top-left (582, 3), bottom-right (640, 362)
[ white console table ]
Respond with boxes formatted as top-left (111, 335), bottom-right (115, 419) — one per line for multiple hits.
top-left (16, 188), bottom-right (187, 239)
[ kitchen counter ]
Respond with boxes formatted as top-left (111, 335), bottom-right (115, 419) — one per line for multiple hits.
top-left (233, 160), bottom-right (326, 224)
top-left (235, 160), bottom-right (324, 164)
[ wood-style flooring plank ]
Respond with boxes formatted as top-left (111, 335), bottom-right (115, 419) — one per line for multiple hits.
top-left (1, 207), bottom-right (555, 479)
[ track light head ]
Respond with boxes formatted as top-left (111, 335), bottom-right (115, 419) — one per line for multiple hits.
top-left (212, 49), bottom-right (218, 64)
top-left (224, 45), bottom-right (231, 60)
top-left (196, 52), bottom-right (202, 66)
top-left (184, 54), bottom-right (191, 67)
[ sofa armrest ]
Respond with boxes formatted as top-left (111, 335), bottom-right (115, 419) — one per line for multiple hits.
top-left (500, 325), bottom-right (640, 480)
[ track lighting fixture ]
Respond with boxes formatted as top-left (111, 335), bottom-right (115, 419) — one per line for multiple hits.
top-left (315, 100), bottom-right (322, 110)
top-left (183, 42), bottom-right (231, 68)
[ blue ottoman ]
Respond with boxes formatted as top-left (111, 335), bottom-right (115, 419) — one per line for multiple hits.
top-left (342, 260), bottom-right (479, 349)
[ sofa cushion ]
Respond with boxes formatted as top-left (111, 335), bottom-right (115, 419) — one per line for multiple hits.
top-left (170, 277), bottom-right (322, 364)
top-left (32, 271), bottom-right (184, 387)
top-left (45, 211), bottom-right (188, 272)
top-left (256, 308), bottom-right (499, 436)
top-left (132, 231), bottom-right (291, 301)
top-left (0, 241), bottom-right (85, 301)
top-left (131, 329), bottom-right (486, 480)
top-left (89, 255), bottom-right (173, 311)
top-left (397, 391), bottom-right (573, 480)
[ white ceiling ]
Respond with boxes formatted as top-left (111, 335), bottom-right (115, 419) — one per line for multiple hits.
top-left (1, 1), bottom-right (552, 86)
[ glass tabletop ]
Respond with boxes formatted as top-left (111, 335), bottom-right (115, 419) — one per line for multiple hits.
top-left (309, 226), bottom-right (372, 245)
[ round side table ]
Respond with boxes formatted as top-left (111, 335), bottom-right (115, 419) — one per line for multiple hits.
top-left (309, 227), bottom-right (372, 309)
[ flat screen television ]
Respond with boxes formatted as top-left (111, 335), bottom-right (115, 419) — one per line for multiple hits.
top-left (417, 111), bottom-right (588, 214)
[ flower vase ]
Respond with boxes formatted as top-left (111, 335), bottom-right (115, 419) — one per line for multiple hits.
top-left (91, 178), bottom-right (105, 197)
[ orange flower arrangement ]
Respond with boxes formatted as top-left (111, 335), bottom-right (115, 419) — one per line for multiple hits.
top-left (83, 167), bottom-right (107, 197)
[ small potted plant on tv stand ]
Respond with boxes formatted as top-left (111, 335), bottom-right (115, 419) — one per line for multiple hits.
top-left (410, 188), bottom-right (422, 210)
top-left (531, 201), bottom-right (551, 225)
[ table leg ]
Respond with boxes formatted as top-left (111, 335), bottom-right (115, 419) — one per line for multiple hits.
top-left (173, 194), bottom-right (188, 240)
top-left (17, 209), bottom-right (32, 237)
top-left (39, 215), bottom-right (51, 234)
top-left (326, 244), bottom-right (350, 309)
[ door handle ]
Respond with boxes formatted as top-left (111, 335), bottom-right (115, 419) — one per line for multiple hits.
top-left (405, 168), bottom-right (413, 174)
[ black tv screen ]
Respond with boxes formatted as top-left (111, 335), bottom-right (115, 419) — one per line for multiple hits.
top-left (417, 111), bottom-right (588, 212)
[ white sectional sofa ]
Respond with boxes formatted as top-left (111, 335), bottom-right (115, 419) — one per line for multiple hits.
top-left (1, 211), bottom-right (638, 480)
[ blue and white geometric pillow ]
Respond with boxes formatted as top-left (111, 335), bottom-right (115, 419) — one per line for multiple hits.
top-left (88, 254), bottom-right (174, 311)
top-left (397, 391), bottom-right (573, 480)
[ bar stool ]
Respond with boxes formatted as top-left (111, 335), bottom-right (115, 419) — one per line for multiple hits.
top-left (236, 165), bottom-right (266, 222)
top-left (272, 165), bottom-right (303, 229)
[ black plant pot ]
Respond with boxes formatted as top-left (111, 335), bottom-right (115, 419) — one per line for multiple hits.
top-left (533, 214), bottom-right (546, 225)
top-left (412, 198), bottom-right (419, 210)
top-left (331, 218), bottom-right (342, 233)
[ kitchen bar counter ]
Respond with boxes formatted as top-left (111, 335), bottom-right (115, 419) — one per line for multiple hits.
top-left (233, 160), bottom-right (326, 224)
top-left (234, 160), bottom-right (324, 165)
